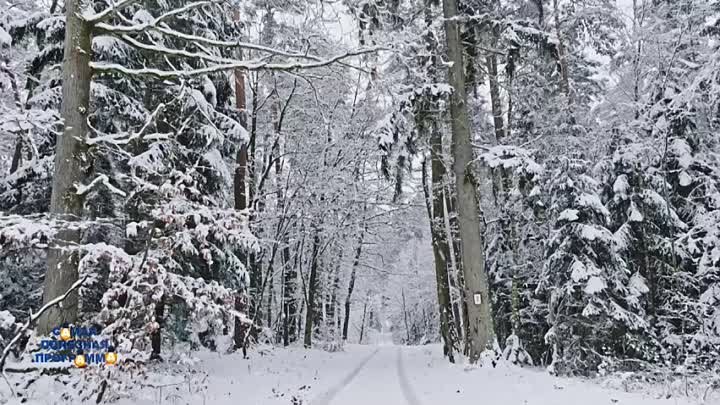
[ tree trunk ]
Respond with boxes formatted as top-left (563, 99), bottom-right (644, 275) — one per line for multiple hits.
top-left (358, 295), bottom-right (369, 344)
top-left (38, 0), bottom-right (92, 334)
top-left (442, 0), bottom-right (495, 362)
top-left (232, 32), bottom-right (253, 351)
top-left (342, 225), bottom-right (366, 340)
top-left (281, 241), bottom-right (293, 345)
top-left (401, 289), bottom-right (411, 344)
top-left (9, 136), bottom-right (23, 174)
top-left (422, 157), bottom-right (456, 362)
top-left (151, 297), bottom-right (164, 360)
top-left (303, 230), bottom-right (321, 348)
top-left (552, 0), bottom-right (571, 102)
top-left (486, 53), bottom-right (505, 143)
top-left (418, 0), bottom-right (457, 362)
top-left (443, 187), bottom-right (465, 349)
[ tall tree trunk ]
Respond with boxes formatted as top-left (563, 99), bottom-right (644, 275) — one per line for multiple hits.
top-left (419, 0), bottom-right (457, 362)
top-left (442, 0), bottom-right (495, 362)
top-left (443, 187), bottom-right (464, 348)
top-left (303, 230), bottom-right (321, 348)
top-left (38, 0), bottom-right (92, 334)
top-left (232, 33), bottom-right (251, 351)
top-left (342, 228), bottom-right (366, 340)
top-left (422, 157), bottom-right (456, 362)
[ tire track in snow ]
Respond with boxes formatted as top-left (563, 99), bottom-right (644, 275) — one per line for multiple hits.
top-left (310, 348), bottom-right (379, 405)
top-left (397, 347), bottom-right (423, 405)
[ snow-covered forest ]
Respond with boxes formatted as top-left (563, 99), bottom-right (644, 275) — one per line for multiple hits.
top-left (0, 0), bottom-right (719, 404)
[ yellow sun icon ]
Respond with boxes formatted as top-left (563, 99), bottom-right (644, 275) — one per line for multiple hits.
top-left (105, 351), bottom-right (118, 366)
top-left (59, 327), bottom-right (72, 341)
top-left (74, 353), bottom-right (87, 368)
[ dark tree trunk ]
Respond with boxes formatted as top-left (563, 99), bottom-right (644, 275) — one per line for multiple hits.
top-left (303, 230), bottom-right (321, 348)
top-left (342, 228), bottom-right (365, 340)
top-left (232, 41), bottom-right (251, 352)
top-left (151, 297), bottom-right (164, 360)
top-left (402, 289), bottom-right (411, 344)
top-left (283, 239), bottom-right (299, 346)
top-left (9, 137), bottom-right (22, 174)
top-left (358, 296), bottom-right (369, 344)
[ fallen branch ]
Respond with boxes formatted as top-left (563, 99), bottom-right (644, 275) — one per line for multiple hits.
top-left (0, 276), bottom-right (88, 396)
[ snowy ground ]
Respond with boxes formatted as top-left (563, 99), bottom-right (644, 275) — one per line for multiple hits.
top-left (4, 342), bottom-right (713, 405)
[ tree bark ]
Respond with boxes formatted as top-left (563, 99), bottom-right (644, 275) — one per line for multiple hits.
top-left (442, 0), bottom-right (495, 362)
top-left (38, 0), bottom-right (93, 334)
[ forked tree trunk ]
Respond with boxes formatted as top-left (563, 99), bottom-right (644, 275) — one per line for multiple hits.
top-left (38, 0), bottom-right (92, 334)
top-left (442, 0), bottom-right (495, 362)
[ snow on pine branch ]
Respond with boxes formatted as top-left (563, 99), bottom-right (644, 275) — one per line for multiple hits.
top-left (75, 175), bottom-right (127, 197)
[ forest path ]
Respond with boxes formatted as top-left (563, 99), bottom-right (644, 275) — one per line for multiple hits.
top-left (310, 346), bottom-right (422, 405)
top-left (109, 344), bottom-right (704, 405)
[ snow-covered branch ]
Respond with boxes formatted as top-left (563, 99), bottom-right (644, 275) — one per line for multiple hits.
top-left (87, 102), bottom-right (167, 146)
top-left (116, 34), bottom-right (239, 65)
top-left (75, 175), bottom-right (127, 197)
top-left (90, 47), bottom-right (385, 78)
top-left (92, 1), bottom-right (218, 32)
top-left (96, 24), bottom-right (325, 62)
top-left (83, 0), bottom-right (141, 23)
